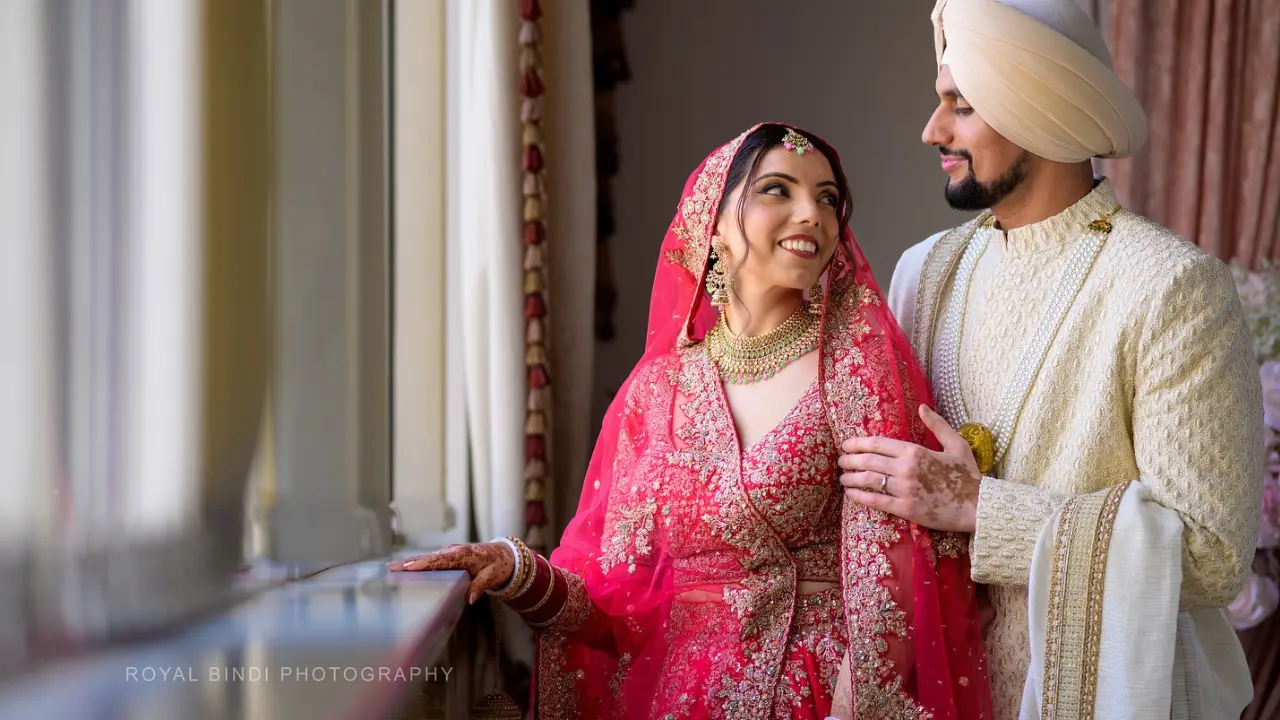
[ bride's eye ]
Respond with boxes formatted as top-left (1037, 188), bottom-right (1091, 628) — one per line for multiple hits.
top-left (820, 193), bottom-right (839, 206)
top-left (760, 182), bottom-right (788, 196)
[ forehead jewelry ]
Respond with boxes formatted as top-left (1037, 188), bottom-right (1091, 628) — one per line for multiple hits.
top-left (783, 128), bottom-right (816, 156)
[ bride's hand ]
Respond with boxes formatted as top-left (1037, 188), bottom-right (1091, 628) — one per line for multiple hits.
top-left (387, 542), bottom-right (515, 604)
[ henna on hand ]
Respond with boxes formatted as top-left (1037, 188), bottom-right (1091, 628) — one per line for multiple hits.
top-left (386, 542), bottom-right (515, 603)
top-left (838, 405), bottom-right (982, 532)
top-left (913, 452), bottom-right (982, 526)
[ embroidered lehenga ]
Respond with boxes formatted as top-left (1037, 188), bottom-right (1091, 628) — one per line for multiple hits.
top-left (516, 125), bottom-right (991, 719)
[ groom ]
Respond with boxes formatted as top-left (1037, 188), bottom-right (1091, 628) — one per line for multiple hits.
top-left (837, 0), bottom-right (1263, 717)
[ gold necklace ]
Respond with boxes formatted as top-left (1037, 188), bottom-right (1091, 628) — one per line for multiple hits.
top-left (705, 301), bottom-right (821, 384)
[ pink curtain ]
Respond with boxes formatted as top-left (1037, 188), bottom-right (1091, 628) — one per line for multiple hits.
top-left (1102, 0), bottom-right (1280, 269)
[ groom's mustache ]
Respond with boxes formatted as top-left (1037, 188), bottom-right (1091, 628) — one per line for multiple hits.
top-left (939, 146), bottom-right (973, 163)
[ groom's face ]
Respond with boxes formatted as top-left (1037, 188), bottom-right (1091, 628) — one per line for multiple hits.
top-left (923, 66), bottom-right (1029, 211)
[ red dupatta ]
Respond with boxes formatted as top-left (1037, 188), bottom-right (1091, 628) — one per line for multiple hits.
top-left (534, 124), bottom-right (991, 719)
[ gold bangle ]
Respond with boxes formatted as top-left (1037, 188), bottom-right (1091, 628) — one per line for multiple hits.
top-left (516, 559), bottom-right (556, 615)
top-left (511, 537), bottom-right (537, 599)
top-left (497, 536), bottom-right (537, 600)
top-left (489, 538), bottom-right (530, 599)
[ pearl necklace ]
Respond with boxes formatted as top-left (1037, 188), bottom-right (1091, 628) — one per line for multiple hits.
top-left (935, 210), bottom-right (1118, 474)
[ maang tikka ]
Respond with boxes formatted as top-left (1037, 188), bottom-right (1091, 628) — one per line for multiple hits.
top-left (706, 244), bottom-right (731, 308)
top-left (783, 128), bottom-right (816, 156)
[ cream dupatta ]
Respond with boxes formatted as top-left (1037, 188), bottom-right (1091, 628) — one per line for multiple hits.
top-left (1021, 481), bottom-right (1253, 719)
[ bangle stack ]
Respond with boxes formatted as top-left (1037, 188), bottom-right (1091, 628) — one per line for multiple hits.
top-left (487, 536), bottom-right (537, 600)
top-left (524, 562), bottom-right (572, 629)
top-left (520, 564), bottom-right (556, 614)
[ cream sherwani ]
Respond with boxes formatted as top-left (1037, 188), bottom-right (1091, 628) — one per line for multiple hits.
top-left (888, 179), bottom-right (1263, 718)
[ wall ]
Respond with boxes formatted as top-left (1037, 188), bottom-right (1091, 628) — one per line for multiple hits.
top-left (589, 1), bottom-right (977, 432)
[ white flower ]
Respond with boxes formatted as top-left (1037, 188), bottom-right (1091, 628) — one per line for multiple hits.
top-left (1262, 361), bottom-right (1280, 428)
top-left (1233, 264), bottom-right (1280, 364)
top-left (1226, 572), bottom-right (1280, 630)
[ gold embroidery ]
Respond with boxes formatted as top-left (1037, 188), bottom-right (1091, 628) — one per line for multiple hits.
top-left (1059, 493), bottom-right (1105, 719)
top-left (821, 278), bottom-right (882, 433)
top-left (609, 652), bottom-right (633, 699)
top-left (656, 590), bottom-right (848, 718)
top-left (1041, 496), bottom-right (1079, 718)
top-left (931, 530), bottom-right (969, 559)
top-left (667, 128), bottom-right (758, 348)
top-left (671, 350), bottom-right (798, 719)
top-left (600, 357), bottom-right (679, 576)
top-left (538, 194), bottom-right (954, 718)
top-left (662, 222), bottom-right (699, 275)
top-left (820, 271), bottom-right (933, 719)
top-left (637, 346), bottom-right (854, 718)
top-left (534, 570), bottom-right (594, 720)
top-left (1080, 482), bottom-right (1128, 717)
top-left (1041, 485), bottom-right (1123, 720)
top-left (598, 496), bottom-right (658, 575)
top-left (665, 134), bottom-right (749, 280)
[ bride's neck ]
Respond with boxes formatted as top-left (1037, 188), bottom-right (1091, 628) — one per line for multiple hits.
top-left (723, 286), bottom-right (804, 337)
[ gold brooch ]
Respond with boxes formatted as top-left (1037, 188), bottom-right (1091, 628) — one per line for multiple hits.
top-left (957, 422), bottom-right (996, 475)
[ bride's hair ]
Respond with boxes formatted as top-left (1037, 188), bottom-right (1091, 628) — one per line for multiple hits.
top-left (717, 124), bottom-right (854, 235)
top-left (712, 124), bottom-right (854, 308)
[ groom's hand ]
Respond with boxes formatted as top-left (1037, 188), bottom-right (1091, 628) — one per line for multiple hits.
top-left (838, 405), bottom-right (981, 533)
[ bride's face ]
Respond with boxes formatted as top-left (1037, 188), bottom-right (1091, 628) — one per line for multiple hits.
top-left (713, 145), bottom-right (841, 295)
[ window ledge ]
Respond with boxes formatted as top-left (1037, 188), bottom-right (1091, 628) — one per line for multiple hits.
top-left (0, 559), bottom-right (471, 719)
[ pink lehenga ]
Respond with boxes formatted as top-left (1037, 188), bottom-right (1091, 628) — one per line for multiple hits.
top-left (515, 124), bottom-right (992, 719)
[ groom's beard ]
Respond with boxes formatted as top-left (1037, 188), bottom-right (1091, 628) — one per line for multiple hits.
top-left (942, 149), bottom-right (1030, 211)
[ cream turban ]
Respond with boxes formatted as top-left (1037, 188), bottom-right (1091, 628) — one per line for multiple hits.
top-left (931, 0), bottom-right (1147, 163)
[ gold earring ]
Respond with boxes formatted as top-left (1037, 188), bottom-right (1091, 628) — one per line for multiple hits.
top-left (809, 279), bottom-right (823, 314)
top-left (706, 245), bottom-right (731, 308)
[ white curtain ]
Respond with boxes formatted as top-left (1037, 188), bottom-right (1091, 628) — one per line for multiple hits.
top-left (0, 0), bottom-right (55, 548)
top-left (453, 0), bottom-right (524, 542)
top-left (450, 0), bottom-right (596, 544)
top-left (123, 0), bottom-right (205, 536)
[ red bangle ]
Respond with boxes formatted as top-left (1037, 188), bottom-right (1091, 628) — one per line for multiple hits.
top-left (507, 554), bottom-right (552, 612)
top-left (522, 563), bottom-right (570, 627)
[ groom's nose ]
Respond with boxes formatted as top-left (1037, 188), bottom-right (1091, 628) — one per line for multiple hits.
top-left (922, 105), bottom-right (952, 148)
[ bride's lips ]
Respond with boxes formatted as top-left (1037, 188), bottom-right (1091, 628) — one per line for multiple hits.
top-left (779, 234), bottom-right (819, 259)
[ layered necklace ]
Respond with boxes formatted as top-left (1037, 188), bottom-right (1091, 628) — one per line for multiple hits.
top-left (935, 208), bottom-right (1119, 475)
top-left (705, 301), bottom-right (821, 384)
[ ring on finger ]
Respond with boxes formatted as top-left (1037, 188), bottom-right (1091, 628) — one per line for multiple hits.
top-left (880, 474), bottom-right (890, 494)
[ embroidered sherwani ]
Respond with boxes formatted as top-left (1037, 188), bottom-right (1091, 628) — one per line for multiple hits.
top-left (887, 180), bottom-right (1263, 718)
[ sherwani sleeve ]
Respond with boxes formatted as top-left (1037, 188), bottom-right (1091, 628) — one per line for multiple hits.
top-left (971, 255), bottom-right (1264, 608)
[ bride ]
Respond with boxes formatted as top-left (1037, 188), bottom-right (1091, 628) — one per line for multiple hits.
top-left (391, 123), bottom-right (992, 719)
